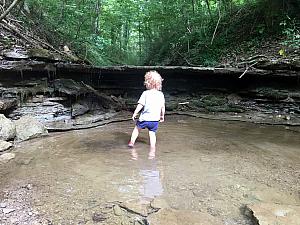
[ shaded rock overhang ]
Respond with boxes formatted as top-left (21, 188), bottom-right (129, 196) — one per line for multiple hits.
top-left (0, 60), bottom-right (300, 94)
top-left (1, 60), bottom-right (300, 76)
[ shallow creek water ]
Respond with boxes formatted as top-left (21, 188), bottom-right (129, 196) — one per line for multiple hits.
top-left (0, 116), bottom-right (300, 225)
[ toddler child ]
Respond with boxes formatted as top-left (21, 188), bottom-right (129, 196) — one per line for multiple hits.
top-left (128, 71), bottom-right (165, 158)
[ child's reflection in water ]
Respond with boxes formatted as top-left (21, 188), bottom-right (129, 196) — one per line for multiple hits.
top-left (130, 148), bottom-right (163, 199)
top-left (131, 148), bottom-right (138, 161)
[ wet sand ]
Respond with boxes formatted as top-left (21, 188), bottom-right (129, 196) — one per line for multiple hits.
top-left (0, 116), bottom-right (299, 224)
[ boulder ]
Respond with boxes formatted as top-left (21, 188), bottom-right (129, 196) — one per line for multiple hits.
top-left (0, 98), bottom-right (18, 111)
top-left (0, 140), bottom-right (13, 152)
top-left (15, 116), bottom-right (48, 141)
top-left (72, 102), bottom-right (89, 117)
top-left (227, 93), bottom-right (242, 105)
top-left (0, 114), bottom-right (16, 141)
top-left (0, 153), bottom-right (15, 163)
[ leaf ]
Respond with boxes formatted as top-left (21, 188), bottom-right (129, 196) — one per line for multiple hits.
top-left (278, 48), bottom-right (286, 57)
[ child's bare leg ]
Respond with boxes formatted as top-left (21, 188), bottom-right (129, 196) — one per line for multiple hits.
top-left (148, 131), bottom-right (156, 158)
top-left (129, 126), bottom-right (140, 145)
top-left (149, 131), bottom-right (156, 148)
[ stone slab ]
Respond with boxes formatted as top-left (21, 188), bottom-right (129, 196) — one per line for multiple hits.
top-left (247, 203), bottom-right (300, 225)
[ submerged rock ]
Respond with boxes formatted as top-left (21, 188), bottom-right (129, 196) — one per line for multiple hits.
top-left (0, 114), bottom-right (16, 141)
top-left (0, 140), bottom-right (13, 152)
top-left (2, 208), bottom-right (15, 214)
top-left (15, 116), bottom-right (48, 141)
top-left (92, 212), bottom-right (107, 222)
top-left (113, 205), bottom-right (124, 216)
top-left (150, 198), bottom-right (169, 209)
top-left (147, 208), bottom-right (223, 225)
top-left (120, 200), bottom-right (149, 217)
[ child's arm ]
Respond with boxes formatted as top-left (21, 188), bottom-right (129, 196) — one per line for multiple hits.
top-left (160, 105), bottom-right (165, 122)
top-left (132, 103), bottom-right (143, 120)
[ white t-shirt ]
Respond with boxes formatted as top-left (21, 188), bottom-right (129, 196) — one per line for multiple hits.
top-left (138, 89), bottom-right (165, 122)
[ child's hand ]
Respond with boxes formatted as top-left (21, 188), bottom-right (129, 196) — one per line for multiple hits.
top-left (132, 114), bottom-right (137, 121)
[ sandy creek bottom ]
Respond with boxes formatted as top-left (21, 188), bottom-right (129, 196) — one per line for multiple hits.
top-left (0, 116), bottom-right (299, 225)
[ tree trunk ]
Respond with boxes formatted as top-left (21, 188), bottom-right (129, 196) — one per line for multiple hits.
top-left (138, 21), bottom-right (142, 63)
top-left (123, 20), bottom-right (129, 50)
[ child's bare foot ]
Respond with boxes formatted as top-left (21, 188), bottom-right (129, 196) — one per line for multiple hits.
top-left (128, 141), bottom-right (134, 148)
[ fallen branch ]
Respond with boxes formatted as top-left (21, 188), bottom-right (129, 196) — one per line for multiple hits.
top-left (0, 5), bottom-right (5, 13)
top-left (0, 0), bottom-right (22, 22)
top-left (6, 17), bottom-right (23, 24)
top-left (239, 62), bottom-right (258, 79)
top-left (246, 55), bottom-right (268, 61)
top-left (178, 102), bottom-right (190, 105)
top-left (0, 21), bottom-right (34, 45)
top-left (237, 55), bottom-right (269, 66)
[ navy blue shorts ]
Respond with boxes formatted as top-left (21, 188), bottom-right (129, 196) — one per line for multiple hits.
top-left (136, 121), bottom-right (159, 132)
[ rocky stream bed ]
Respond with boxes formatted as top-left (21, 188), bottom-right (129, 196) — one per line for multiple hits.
top-left (0, 61), bottom-right (300, 225)
top-left (0, 9), bottom-right (300, 224)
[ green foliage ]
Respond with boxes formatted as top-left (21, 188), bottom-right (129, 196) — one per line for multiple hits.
top-left (280, 16), bottom-right (300, 49)
top-left (22, 0), bottom-right (147, 65)
top-left (19, 0), bottom-right (300, 66)
top-left (142, 0), bottom-right (291, 66)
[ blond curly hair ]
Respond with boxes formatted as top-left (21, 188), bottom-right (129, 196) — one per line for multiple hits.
top-left (144, 70), bottom-right (163, 91)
